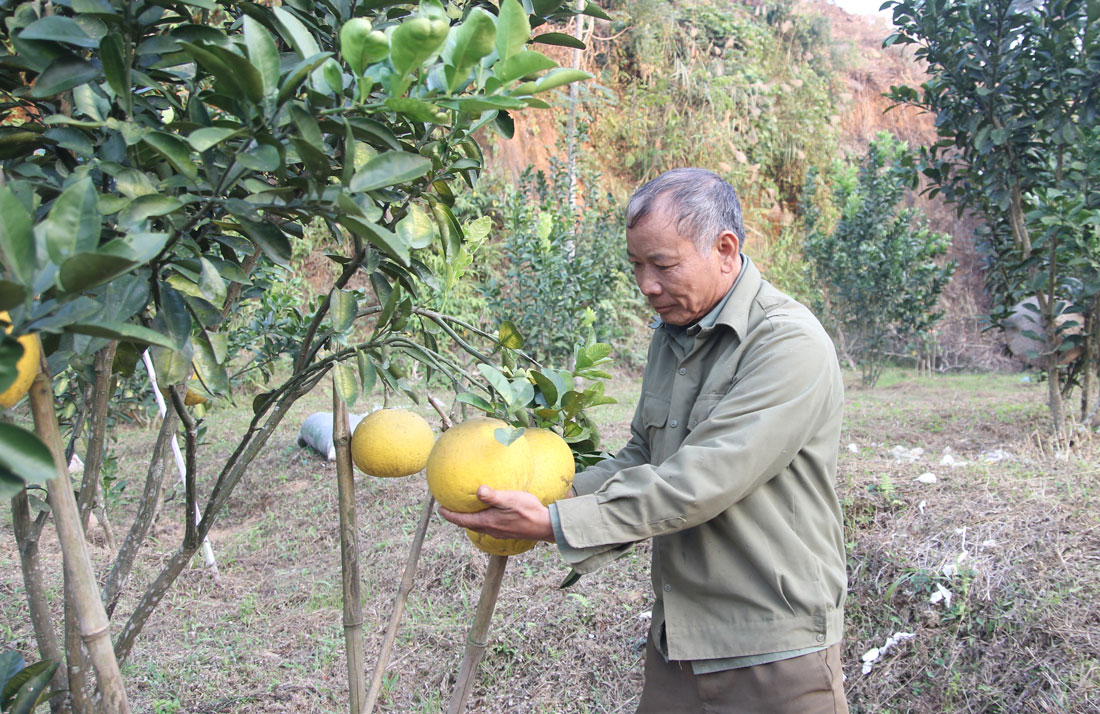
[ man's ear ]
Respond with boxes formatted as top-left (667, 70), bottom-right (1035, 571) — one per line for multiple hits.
top-left (715, 230), bottom-right (741, 272)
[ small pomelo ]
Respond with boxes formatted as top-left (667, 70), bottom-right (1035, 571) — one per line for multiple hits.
top-left (426, 417), bottom-right (531, 513)
top-left (351, 408), bottom-right (435, 477)
top-left (0, 311), bottom-right (41, 409)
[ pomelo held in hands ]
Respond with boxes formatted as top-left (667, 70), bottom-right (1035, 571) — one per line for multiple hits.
top-left (351, 408), bottom-right (435, 478)
top-left (425, 418), bottom-right (575, 555)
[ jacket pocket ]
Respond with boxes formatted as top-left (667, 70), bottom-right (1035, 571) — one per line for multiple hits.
top-left (642, 394), bottom-right (669, 429)
top-left (686, 393), bottom-right (723, 431)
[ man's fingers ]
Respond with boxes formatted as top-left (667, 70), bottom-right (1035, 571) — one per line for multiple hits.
top-left (475, 485), bottom-right (498, 504)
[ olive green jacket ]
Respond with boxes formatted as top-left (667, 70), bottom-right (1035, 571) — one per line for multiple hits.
top-left (554, 258), bottom-right (846, 660)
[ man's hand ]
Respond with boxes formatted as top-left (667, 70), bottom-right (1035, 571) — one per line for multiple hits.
top-left (437, 486), bottom-right (554, 542)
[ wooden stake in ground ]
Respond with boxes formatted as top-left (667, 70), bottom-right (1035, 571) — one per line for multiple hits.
top-left (29, 360), bottom-right (131, 714)
top-left (361, 396), bottom-right (452, 714)
top-left (446, 554), bottom-right (509, 714)
top-left (334, 388), bottom-right (366, 714)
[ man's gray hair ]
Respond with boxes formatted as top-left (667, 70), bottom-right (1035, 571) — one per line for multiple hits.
top-left (626, 168), bottom-right (746, 252)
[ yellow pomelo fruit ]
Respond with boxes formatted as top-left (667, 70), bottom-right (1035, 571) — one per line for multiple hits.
top-left (462, 427), bottom-right (575, 556)
top-left (159, 382), bottom-right (209, 407)
top-left (351, 408), bottom-right (435, 477)
top-left (523, 428), bottom-right (576, 506)
top-left (426, 417), bottom-right (531, 513)
top-left (464, 530), bottom-right (537, 556)
top-left (0, 311), bottom-right (41, 409)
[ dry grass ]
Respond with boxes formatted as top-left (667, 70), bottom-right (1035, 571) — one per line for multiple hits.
top-left (1, 368), bottom-right (1098, 713)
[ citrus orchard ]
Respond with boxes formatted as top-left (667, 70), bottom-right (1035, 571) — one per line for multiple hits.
top-left (0, 311), bottom-right (41, 409)
top-left (350, 408), bottom-right (435, 477)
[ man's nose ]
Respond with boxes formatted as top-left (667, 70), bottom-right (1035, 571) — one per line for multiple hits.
top-left (636, 267), bottom-right (661, 296)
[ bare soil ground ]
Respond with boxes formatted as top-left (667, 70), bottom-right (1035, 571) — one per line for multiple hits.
top-left (2, 368), bottom-right (1098, 713)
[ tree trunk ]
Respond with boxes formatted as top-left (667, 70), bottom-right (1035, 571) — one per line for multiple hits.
top-left (29, 364), bottom-right (131, 714)
top-left (64, 580), bottom-right (95, 714)
top-left (333, 388), bottom-right (365, 714)
top-left (446, 554), bottom-right (509, 714)
top-left (103, 408), bottom-right (178, 617)
top-left (78, 342), bottom-right (117, 533)
top-left (11, 490), bottom-right (70, 713)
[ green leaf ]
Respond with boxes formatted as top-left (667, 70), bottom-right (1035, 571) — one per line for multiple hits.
top-left (333, 363), bottom-right (358, 406)
top-left (272, 7), bottom-right (322, 59)
top-left (456, 392), bottom-right (493, 413)
top-left (493, 425), bottom-right (526, 446)
top-left (349, 151), bottom-right (432, 192)
top-left (41, 177), bottom-right (100, 264)
top-left (0, 282), bottom-right (26, 311)
top-left (19, 16), bottom-right (97, 47)
top-left (151, 338), bottom-right (193, 389)
top-left (356, 350), bottom-right (377, 394)
top-left (498, 320), bottom-right (525, 349)
top-left (187, 127), bottom-right (238, 152)
top-left (192, 331), bottom-right (229, 395)
top-left (5, 659), bottom-right (59, 714)
top-left (0, 186), bottom-right (35, 286)
top-left (276, 52), bottom-right (334, 104)
top-left (495, 50), bottom-right (557, 84)
top-left (58, 254), bottom-right (137, 293)
top-left (0, 424), bottom-right (55, 501)
top-left (116, 194), bottom-right (182, 229)
top-left (519, 67), bottom-right (591, 93)
top-left (99, 33), bottom-right (128, 99)
top-left (232, 218), bottom-right (291, 266)
top-left (0, 338), bottom-right (21, 395)
top-left (68, 322), bottom-right (177, 350)
top-left (478, 364), bottom-right (515, 404)
top-left (337, 216), bottom-right (410, 266)
top-left (243, 16), bottom-right (280, 97)
top-left (395, 204), bottom-right (436, 250)
top-left (445, 8), bottom-right (497, 92)
top-left (330, 288), bottom-right (357, 334)
top-left (495, 0), bottom-right (530, 62)
top-left (581, 2), bottom-right (612, 20)
top-left (30, 57), bottom-right (101, 98)
top-left (197, 257), bottom-right (227, 307)
top-left (143, 132), bottom-right (198, 181)
top-left (530, 370), bottom-right (559, 407)
top-left (0, 650), bottom-right (25, 700)
top-left (559, 568), bottom-right (583, 588)
top-left (531, 32), bottom-right (585, 50)
top-left (585, 342), bottom-right (612, 361)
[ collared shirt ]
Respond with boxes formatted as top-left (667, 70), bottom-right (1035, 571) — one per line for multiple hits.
top-left (550, 256), bottom-right (847, 668)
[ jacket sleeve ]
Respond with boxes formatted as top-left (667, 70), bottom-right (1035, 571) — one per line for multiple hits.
top-left (570, 390), bottom-right (652, 496)
top-left (555, 318), bottom-right (842, 551)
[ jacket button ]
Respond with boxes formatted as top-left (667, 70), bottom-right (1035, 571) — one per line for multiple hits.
top-left (816, 634), bottom-right (825, 642)
top-left (678, 367), bottom-right (686, 375)
top-left (664, 584), bottom-right (672, 592)
top-left (669, 419), bottom-right (678, 428)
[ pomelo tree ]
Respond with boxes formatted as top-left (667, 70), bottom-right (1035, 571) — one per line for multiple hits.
top-left (884, 0), bottom-right (1100, 433)
top-left (0, 0), bottom-right (609, 711)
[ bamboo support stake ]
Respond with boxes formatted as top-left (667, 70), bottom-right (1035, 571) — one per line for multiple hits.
top-left (334, 388), bottom-right (366, 714)
top-left (361, 396), bottom-right (452, 714)
top-left (29, 361), bottom-right (131, 714)
top-left (446, 554), bottom-right (509, 714)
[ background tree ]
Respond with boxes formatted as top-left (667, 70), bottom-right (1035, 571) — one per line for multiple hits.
top-left (803, 132), bottom-right (955, 387)
top-left (885, 0), bottom-right (1100, 432)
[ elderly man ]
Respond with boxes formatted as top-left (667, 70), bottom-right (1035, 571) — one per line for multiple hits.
top-left (440, 168), bottom-right (848, 713)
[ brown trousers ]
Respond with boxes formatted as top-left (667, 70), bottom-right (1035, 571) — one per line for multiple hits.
top-left (636, 637), bottom-right (849, 714)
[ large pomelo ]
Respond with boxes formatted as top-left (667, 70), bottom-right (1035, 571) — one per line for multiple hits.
top-left (426, 417), bottom-right (531, 513)
top-left (462, 427), bottom-right (576, 556)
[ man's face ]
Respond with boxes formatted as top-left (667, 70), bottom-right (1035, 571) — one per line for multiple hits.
top-left (626, 203), bottom-right (741, 326)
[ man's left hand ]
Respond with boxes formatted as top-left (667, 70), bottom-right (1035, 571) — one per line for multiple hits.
top-left (437, 486), bottom-right (554, 542)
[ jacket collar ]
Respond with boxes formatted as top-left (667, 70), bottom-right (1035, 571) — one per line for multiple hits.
top-left (705, 254), bottom-right (760, 339)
